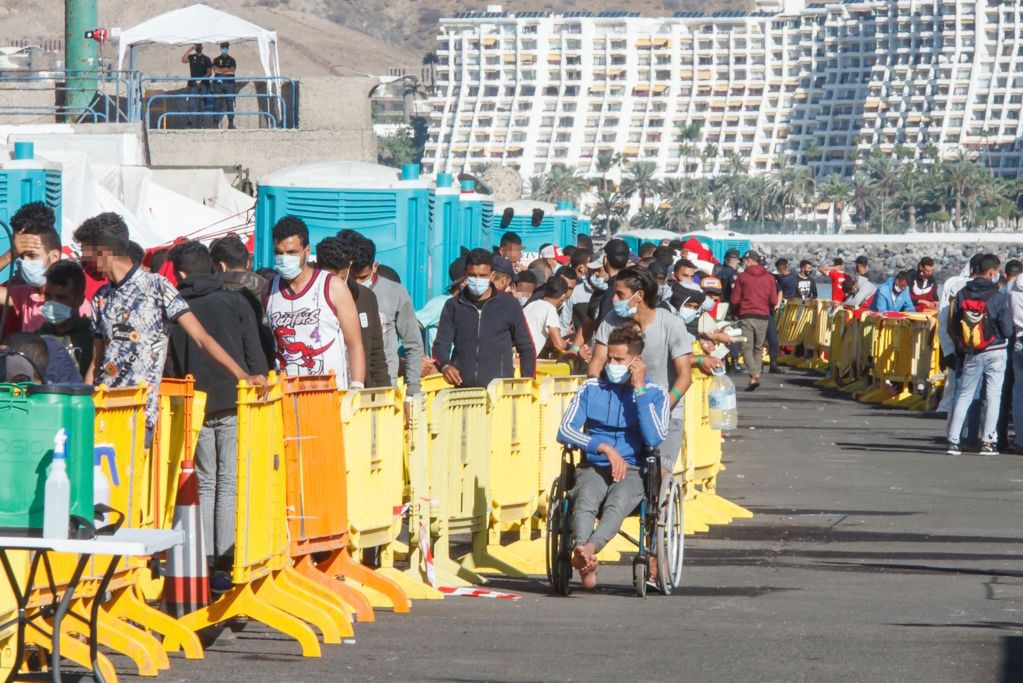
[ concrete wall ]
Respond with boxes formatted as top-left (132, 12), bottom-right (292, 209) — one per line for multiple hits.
top-left (145, 128), bottom-right (377, 180)
top-left (296, 76), bottom-right (375, 131)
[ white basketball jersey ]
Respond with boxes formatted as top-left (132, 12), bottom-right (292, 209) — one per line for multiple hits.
top-left (265, 269), bottom-right (349, 386)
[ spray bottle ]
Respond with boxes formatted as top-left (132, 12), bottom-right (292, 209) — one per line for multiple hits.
top-left (93, 444), bottom-right (118, 527)
top-left (43, 429), bottom-right (70, 540)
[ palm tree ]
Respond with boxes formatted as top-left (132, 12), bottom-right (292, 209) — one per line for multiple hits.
top-left (740, 175), bottom-right (779, 228)
top-left (774, 163), bottom-right (814, 222)
top-left (656, 177), bottom-right (685, 203)
top-left (594, 151), bottom-right (623, 192)
top-left (849, 173), bottom-right (877, 230)
top-left (818, 175), bottom-right (852, 234)
top-left (723, 152), bottom-right (748, 219)
top-left (943, 160), bottom-right (972, 231)
top-left (630, 205), bottom-right (663, 230)
top-left (529, 175), bottom-right (547, 201)
top-left (804, 143), bottom-right (823, 178)
top-left (866, 155), bottom-right (899, 234)
top-left (892, 163), bottom-right (927, 233)
top-left (542, 164), bottom-right (589, 204)
top-left (621, 160), bottom-right (659, 208)
top-left (589, 190), bottom-right (627, 235)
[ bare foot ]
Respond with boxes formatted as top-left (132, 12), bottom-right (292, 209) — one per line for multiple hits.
top-left (575, 543), bottom-right (598, 589)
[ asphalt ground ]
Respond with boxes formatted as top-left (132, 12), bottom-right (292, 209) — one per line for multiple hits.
top-left (115, 371), bottom-right (1023, 682)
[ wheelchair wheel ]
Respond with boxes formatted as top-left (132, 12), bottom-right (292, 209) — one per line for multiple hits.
top-left (655, 477), bottom-right (685, 595)
top-left (633, 556), bottom-right (648, 598)
top-left (546, 477), bottom-right (572, 596)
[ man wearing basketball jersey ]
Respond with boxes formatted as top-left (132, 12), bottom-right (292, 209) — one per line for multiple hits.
top-left (264, 216), bottom-right (366, 389)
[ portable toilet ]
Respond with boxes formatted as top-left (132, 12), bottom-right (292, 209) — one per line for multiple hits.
top-left (432, 173), bottom-right (461, 298)
top-left (492, 200), bottom-right (574, 254)
top-left (0, 142), bottom-right (62, 282)
top-left (679, 230), bottom-right (752, 262)
top-left (457, 178), bottom-right (494, 253)
top-left (577, 214), bottom-right (592, 238)
top-left (255, 161), bottom-right (434, 307)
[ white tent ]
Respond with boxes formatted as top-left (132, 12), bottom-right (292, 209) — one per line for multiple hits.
top-left (116, 4), bottom-right (281, 92)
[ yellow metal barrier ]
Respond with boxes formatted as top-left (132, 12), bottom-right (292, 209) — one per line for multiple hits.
top-left (535, 360), bottom-right (572, 378)
top-left (408, 387), bottom-right (491, 586)
top-left (340, 387), bottom-right (428, 606)
top-left (460, 378), bottom-right (544, 576)
top-left (172, 374), bottom-right (348, 658)
top-left (802, 299), bottom-right (833, 371)
top-left (776, 299), bottom-right (818, 366)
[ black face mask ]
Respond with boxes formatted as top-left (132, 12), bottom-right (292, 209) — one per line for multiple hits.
top-left (195, 47), bottom-right (203, 54)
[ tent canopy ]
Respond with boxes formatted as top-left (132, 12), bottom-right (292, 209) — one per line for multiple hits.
top-left (116, 4), bottom-right (280, 81)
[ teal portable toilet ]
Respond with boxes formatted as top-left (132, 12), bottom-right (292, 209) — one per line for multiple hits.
top-left (432, 173), bottom-right (461, 298)
top-left (577, 214), bottom-right (592, 237)
top-left (457, 179), bottom-right (494, 254)
top-left (492, 200), bottom-right (574, 253)
top-left (0, 142), bottom-right (62, 282)
top-left (255, 161), bottom-right (434, 307)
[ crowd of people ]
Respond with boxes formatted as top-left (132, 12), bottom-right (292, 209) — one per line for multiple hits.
top-left (3, 202), bottom-right (1012, 594)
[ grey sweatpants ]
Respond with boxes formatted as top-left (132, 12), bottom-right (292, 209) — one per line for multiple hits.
top-left (739, 317), bottom-right (770, 378)
top-left (569, 465), bottom-right (645, 553)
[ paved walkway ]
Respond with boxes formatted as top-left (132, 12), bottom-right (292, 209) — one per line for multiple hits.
top-left (126, 372), bottom-right (1023, 683)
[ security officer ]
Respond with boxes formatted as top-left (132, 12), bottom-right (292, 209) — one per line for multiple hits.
top-left (211, 42), bottom-right (238, 129)
top-left (181, 43), bottom-right (212, 128)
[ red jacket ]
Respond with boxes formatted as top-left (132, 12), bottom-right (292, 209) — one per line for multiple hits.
top-left (730, 264), bottom-right (780, 318)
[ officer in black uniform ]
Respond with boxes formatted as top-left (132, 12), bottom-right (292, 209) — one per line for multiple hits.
top-left (181, 43), bottom-right (212, 128)
top-left (212, 42), bottom-right (238, 129)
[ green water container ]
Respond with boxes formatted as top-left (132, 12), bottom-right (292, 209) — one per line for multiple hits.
top-left (0, 384), bottom-right (95, 538)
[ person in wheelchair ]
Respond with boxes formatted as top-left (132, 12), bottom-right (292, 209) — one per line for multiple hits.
top-left (557, 320), bottom-right (668, 588)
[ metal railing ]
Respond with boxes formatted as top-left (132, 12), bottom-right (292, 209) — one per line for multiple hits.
top-left (138, 75), bottom-right (297, 130)
top-left (0, 69), bottom-right (141, 123)
top-left (0, 70), bottom-right (298, 129)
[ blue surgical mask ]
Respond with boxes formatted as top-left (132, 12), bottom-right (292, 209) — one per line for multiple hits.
top-left (40, 300), bottom-right (73, 325)
top-left (18, 258), bottom-right (47, 287)
top-left (613, 293), bottom-right (638, 319)
top-left (466, 276), bottom-right (490, 297)
top-left (679, 307), bottom-right (700, 324)
top-left (221, 48), bottom-right (229, 56)
top-left (992, 273), bottom-right (1002, 284)
top-left (589, 275), bottom-right (607, 291)
top-left (605, 363), bottom-right (630, 384)
top-left (274, 254), bottom-right (303, 280)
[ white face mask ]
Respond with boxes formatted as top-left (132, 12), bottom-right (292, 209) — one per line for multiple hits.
top-left (589, 275), bottom-right (608, 291)
top-left (679, 307), bottom-right (700, 324)
top-left (701, 299), bottom-right (716, 311)
top-left (466, 276), bottom-right (490, 297)
top-left (40, 300), bottom-right (73, 325)
top-left (605, 363), bottom-right (630, 384)
top-left (274, 254), bottom-right (303, 280)
top-left (18, 258), bottom-right (47, 287)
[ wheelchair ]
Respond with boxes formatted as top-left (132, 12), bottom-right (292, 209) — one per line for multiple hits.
top-left (546, 445), bottom-right (684, 597)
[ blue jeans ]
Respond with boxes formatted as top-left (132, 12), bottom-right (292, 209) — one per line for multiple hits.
top-left (1012, 342), bottom-right (1023, 448)
top-left (948, 350), bottom-right (1007, 445)
top-left (195, 410), bottom-right (238, 565)
top-left (212, 79), bottom-right (235, 125)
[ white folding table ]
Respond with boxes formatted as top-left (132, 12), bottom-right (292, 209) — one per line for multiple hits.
top-left (0, 529), bottom-right (183, 683)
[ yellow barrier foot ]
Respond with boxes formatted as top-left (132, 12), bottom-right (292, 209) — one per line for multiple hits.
top-left (815, 375), bottom-right (837, 388)
top-left (175, 579), bottom-right (321, 658)
top-left (375, 567), bottom-right (444, 600)
top-left (840, 379), bottom-right (868, 395)
top-left (106, 585), bottom-right (204, 659)
top-left (277, 566), bottom-right (355, 638)
top-left (90, 608), bottom-right (165, 676)
top-left (294, 554), bottom-right (374, 623)
top-left (686, 498), bottom-right (734, 527)
top-left (854, 386), bottom-right (888, 404)
top-left (699, 493), bottom-right (754, 520)
top-left (259, 570), bottom-right (343, 644)
top-left (26, 623), bottom-right (119, 683)
top-left (459, 541), bottom-right (538, 577)
top-left (504, 538), bottom-right (548, 566)
top-left (413, 555), bottom-right (486, 586)
top-left (326, 551), bottom-right (411, 613)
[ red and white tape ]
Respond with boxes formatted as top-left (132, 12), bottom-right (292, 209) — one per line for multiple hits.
top-left (437, 586), bottom-right (521, 600)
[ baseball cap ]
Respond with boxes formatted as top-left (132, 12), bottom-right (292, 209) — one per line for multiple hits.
top-left (671, 283), bottom-right (706, 309)
top-left (701, 276), bottom-right (723, 293)
top-left (724, 247), bottom-right (741, 259)
top-left (540, 245), bottom-right (570, 264)
top-left (448, 257), bottom-right (466, 287)
top-left (742, 250), bottom-right (762, 264)
top-left (0, 354), bottom-right (37, 383)
top-left (492, 255), bottom-right (517, 282)
top-left (586, 252), bottom-right (604, 269)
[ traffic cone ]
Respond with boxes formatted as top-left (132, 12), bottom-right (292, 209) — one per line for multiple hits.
top-left (161, 459), bottom-right (210, 617)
